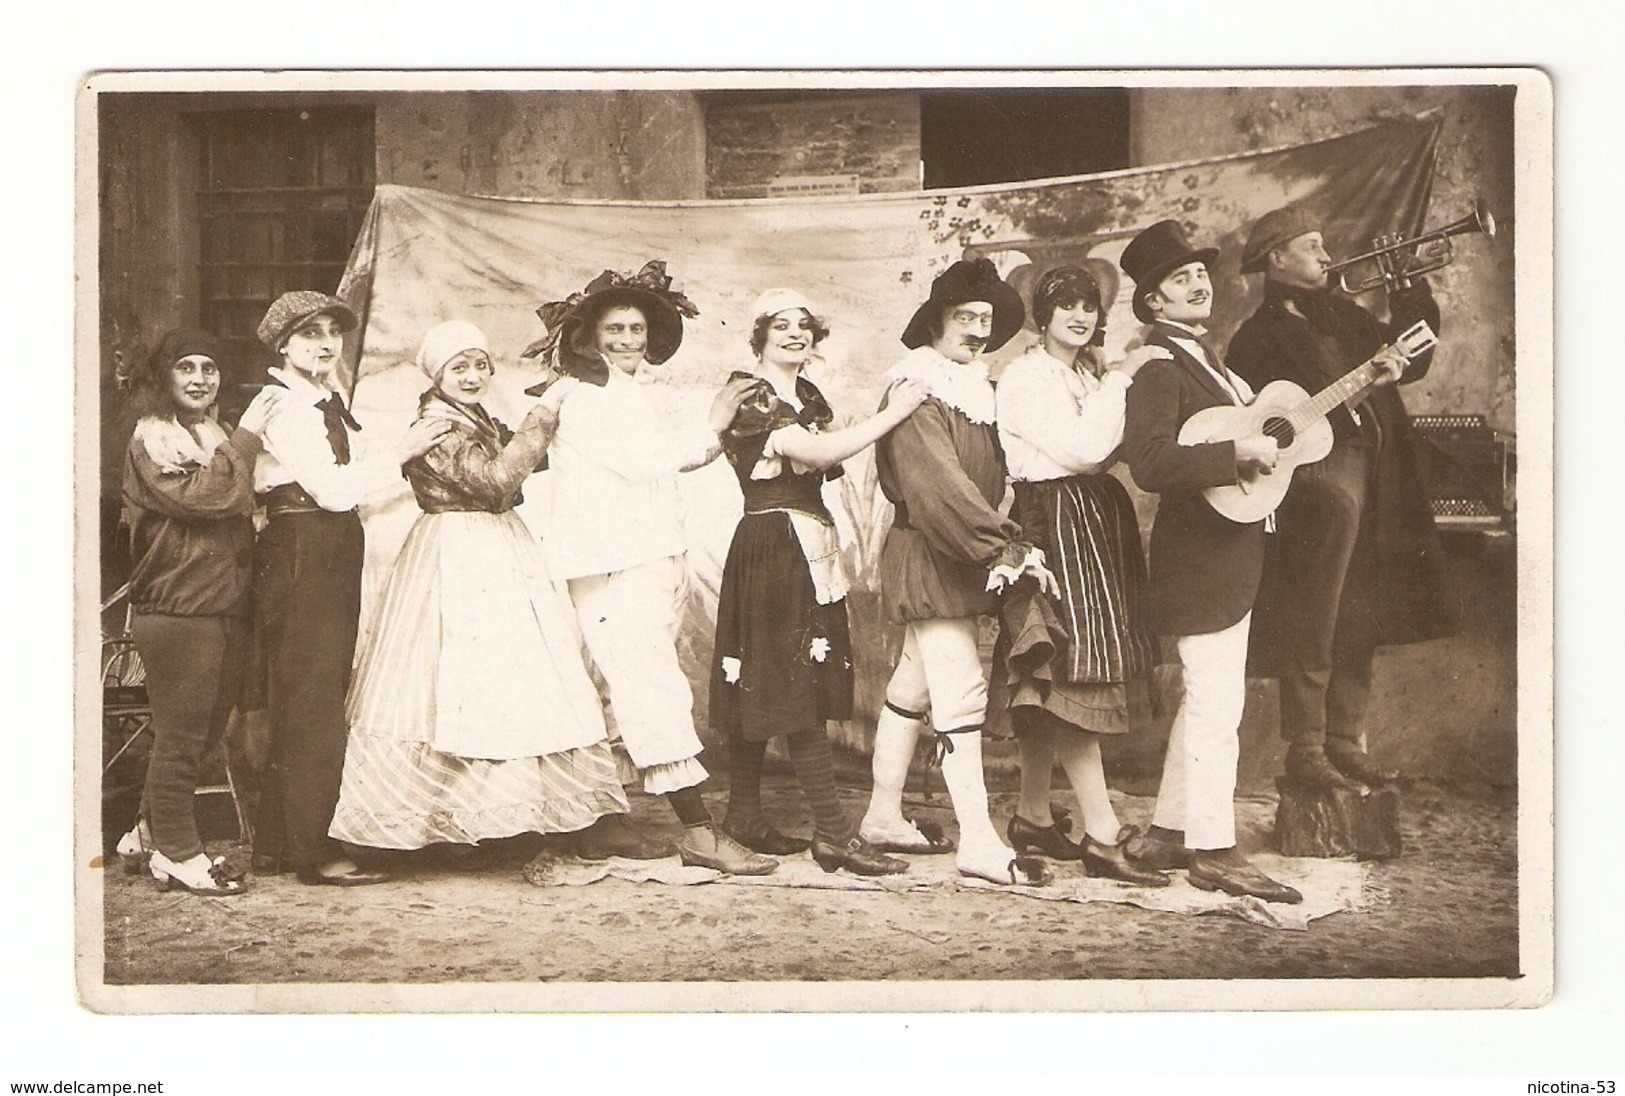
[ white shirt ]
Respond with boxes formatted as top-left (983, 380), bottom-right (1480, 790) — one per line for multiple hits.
top-left (1160, 321), bottom-right (1255, 406)
top-left (996, 342), bottom-right (1133, 482)
top-left (252, 367), bottom-right (404, 512)
top-left (544, 364), bottom-right (721, 582)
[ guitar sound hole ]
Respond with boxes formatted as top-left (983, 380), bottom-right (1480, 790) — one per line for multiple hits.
top-left (1262, 416), bottom-right (1295, 448)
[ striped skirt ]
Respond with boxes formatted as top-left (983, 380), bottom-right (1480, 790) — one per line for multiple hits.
top-left (329, 509), bottom-right (627, 850)
top-left (994, 473), bottom-right (1155, 736)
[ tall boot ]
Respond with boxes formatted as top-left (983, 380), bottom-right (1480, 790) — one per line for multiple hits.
top-left (1324, 727), bottom-right (1396, 786)
top-left (1284, 730), bottom-right (1362, 790)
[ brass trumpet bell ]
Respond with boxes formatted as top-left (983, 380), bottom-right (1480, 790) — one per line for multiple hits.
top-left (1329, 199), bottom-right (1496, 294)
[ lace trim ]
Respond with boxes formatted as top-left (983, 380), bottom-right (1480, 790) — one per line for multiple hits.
top-left (884, 346), bottom-right (996, 425)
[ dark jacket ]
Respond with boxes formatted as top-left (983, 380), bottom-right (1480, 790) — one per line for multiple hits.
top-left (1122, 325), bottom-right (1265, 637)
top-left (402, 390), bottom-right (550, 514)
top-left (121, 417), bottom-right (261, 617)
top-left (1226, 282), bottom-right (1461, 656)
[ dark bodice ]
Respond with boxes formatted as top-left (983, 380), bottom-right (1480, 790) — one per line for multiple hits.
top-left (721, 370), bottom-right (842, 521)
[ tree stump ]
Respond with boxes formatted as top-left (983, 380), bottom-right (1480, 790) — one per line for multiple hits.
top-left (1273, 776), bottom-right (1402, 860)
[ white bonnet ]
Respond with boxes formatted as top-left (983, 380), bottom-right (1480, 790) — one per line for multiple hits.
top-left (416, 320), bottom-right (490, 381)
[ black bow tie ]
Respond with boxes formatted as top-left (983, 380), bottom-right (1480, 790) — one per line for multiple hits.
top-left (316, 393), bottom-right (360, 465)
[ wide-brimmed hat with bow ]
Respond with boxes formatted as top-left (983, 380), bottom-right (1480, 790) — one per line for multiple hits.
top-left (1119, 220), bottom-right (1220, 324)
top-left (521, 260), bottom-right (698, 385)
top-left (900, 258), bottom-right (1025, 352)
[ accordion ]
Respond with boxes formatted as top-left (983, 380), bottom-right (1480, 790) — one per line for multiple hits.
top-left (1409, 414), bottom-right (1513, 528)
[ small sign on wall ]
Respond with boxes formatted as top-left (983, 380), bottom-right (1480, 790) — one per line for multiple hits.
top-left (766, 174), bottom-right (862, 198)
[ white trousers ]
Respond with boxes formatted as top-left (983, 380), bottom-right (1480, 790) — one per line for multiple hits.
top-left (885, 617), bottom-right (989, 732)
top-left (1150, 611), bottom-right (1250, 850)
top-left (568, 557), bottom-right (708, 794)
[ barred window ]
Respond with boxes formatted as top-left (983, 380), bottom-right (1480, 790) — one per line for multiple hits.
top-left (195, 107), bottom-right (375, 394)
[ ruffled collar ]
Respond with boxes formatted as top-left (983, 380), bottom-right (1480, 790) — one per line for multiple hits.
top-left (884, 345), bottom-right (996, 425)
top-left (133, 415), bottom-right (229, 474)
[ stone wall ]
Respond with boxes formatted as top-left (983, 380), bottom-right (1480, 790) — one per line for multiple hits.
top-left (375, 91), bottom-right (706, 200)
top-left (702, 93), bottom-right (920, 199)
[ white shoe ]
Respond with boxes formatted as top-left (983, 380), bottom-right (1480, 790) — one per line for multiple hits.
top-left (116, 820), bottom-right (152, 874)
top-left (956, 841), bottom-right (1053, 887)
top-left (149, 849), bottom-right (247, 896)
top-left (858, 816), bottom-right (955, 855)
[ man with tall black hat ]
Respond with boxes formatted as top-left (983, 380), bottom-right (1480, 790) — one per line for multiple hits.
top-left (1117, 220), bottom-right (1303, 904)
top-left (1226, 207), bottom-right (1460, 790)
top-left (856, 257), bottom-right (1058, 888)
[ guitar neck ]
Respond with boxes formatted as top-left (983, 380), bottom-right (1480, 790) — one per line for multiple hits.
top-left (1292, 361), bottom-right (1384, 428)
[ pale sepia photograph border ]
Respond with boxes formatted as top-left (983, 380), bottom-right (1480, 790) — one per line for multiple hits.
top-left (69, 65), bottom-right (1553, 1017)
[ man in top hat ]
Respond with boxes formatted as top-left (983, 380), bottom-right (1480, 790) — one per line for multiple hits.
top-left (533, 262), bottom-right (773, 875)
top-left (1225, 207), bottom-right (1459, 790)
top-left (857, 257), bottom-right (1058, 887)
top-left (1117, 221), bottom-right (1302, 904)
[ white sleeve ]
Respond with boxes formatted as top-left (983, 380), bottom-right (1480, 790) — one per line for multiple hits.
top-left (259, 399), bottom-right (405, 512)
top-left (997, 363), bottom-right (1130, 476)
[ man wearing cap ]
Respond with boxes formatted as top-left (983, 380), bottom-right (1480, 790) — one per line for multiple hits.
top-left (242, 290), bottom-right (451, 885)
top-left (856, 257), bottom-right (1058, 888)
top-left (532, 264), bottom-right (772, 875)
top-left (1226, 207), bottom-right (1459, 790)
top-left (1117, 221), bottom-right (1302, 904)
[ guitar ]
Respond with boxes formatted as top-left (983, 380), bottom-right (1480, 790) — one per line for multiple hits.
top-left (1177, 320), bottom-right (1439, 524)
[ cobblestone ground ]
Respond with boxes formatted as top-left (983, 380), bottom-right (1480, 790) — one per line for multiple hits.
top-left (96, 776), bottom-right (1518, 991)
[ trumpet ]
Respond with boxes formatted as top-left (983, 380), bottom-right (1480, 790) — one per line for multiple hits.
top-left (1328, 199), bottom-right (1496, 294)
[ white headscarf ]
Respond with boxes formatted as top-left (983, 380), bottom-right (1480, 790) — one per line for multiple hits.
top-left (416, 320), bottom-right (491, 382)
top-left (751, 288), bottom-right (817, 323)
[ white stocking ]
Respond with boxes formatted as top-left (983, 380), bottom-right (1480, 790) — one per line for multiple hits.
top-left (1054, 733), bottom-right (1122, 844)
top-left (937, 730), bottom-right (1007, 863)
top-left (860, 705), bottom-right (922, 834)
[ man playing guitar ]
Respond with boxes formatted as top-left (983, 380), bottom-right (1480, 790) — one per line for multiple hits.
top-left (1118, 220), bottom-right (1301, 904)
top-left (1226, 206), bottom-right (1461, 791)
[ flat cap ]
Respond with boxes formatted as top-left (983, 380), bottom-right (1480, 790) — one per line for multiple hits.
top-left (256, 290), bottom-right (358, 350)
top-left (1239, 206), bottom-right (1321, 274)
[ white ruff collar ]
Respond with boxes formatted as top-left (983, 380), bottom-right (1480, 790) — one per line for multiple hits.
top-left (133, 415), bottom-right (229, 474)
top-left (884, 346), bottom-right (996, 425)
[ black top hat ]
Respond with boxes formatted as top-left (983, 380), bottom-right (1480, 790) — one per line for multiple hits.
top-left (524, 261), bottom-right (697, 386)
top-left (1119, 220), bottom-right (1220, 324)
top-left (900, 258), bottom-right (1025, 353)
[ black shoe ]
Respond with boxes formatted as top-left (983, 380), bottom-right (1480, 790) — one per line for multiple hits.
top-left (1080, 826), bottom-right (1171, 887)
top-left (1325, 740), bottom-right (1397, 786)
top-left (1124, 828), bottom-right (1192, 871)
top-left (1006, 813), bottom-right (1085, 861)
top-left (572, 813), bottom-right (676, 860)
top-left (1285, 742), bottom-right (1363, 790)
top-left (1188, 848), bottom-right (1302, 905)
top-left (720, 815), bottom-right (812, 856)
top-left (810, 835), bottom-right (909, 877)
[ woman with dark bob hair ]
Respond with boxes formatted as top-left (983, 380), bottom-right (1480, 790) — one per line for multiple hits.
top-left (991, 262), bottom-right (1173, 886)
top-left (116, 328), bottom-right (284, 894)
top-left (708, 289), bottom-right (928, 875)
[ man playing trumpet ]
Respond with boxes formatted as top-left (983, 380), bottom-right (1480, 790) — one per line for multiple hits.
top-left (1226, 206), bottom-right (1461, 791)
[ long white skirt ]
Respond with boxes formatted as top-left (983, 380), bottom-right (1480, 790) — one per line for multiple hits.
top-left (330, 509), bottom-right (626, 849)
